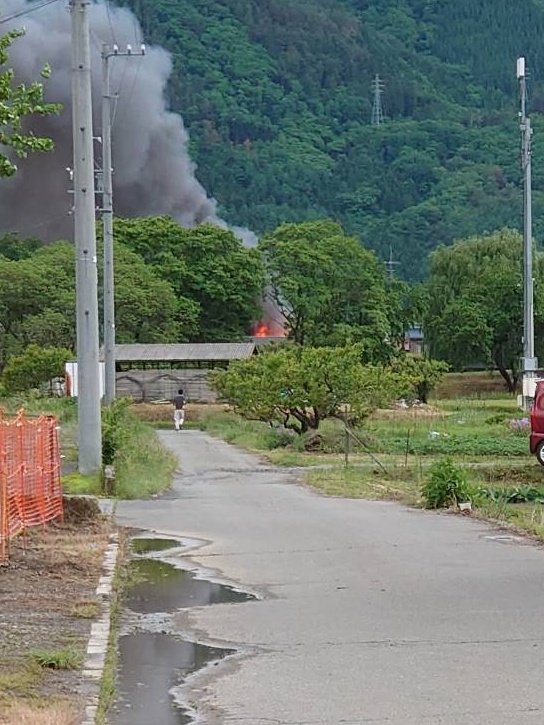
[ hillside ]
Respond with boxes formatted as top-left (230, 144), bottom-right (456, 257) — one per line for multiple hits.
top-left (119, 0), bottom-right (544, 279)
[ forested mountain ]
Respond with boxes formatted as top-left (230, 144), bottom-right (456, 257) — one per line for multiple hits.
top-left (119, 0), bottom-right (544, 278)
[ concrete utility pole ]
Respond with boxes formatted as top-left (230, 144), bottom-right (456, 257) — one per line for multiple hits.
top-left (518, 57), bottom-right (538, 410)
top-left (101, 43), bottom-right (145, 404)
top-left (70, 0), bottom-right (102, 473)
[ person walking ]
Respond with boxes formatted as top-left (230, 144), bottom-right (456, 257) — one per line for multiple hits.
top-left (173, 388), bottom-right (187, 431)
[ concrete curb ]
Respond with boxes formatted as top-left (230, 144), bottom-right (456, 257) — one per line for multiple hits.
top-left (80, 531), bottom-right (119, 725)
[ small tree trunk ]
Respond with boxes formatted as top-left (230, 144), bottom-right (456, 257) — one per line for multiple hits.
top-left (290, 408), bottom-right (310, 434)
top-left (497, 364), bottom-right (516, 394)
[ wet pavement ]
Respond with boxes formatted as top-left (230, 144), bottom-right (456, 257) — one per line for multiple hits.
top-left (116, 431), bottom-right (544, 725)
top-left (128, 558), bottom-right (252, 614)
top-left (111, 538), bottom-right (252, 724)
top-left (114, 633), bottom-right (232, 725)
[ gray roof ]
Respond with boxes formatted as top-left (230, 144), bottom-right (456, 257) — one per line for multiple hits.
top-left (110, 343), bottom-right (256, 362)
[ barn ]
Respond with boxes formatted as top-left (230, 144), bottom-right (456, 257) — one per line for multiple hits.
top-left (111, 342), bottom-right (256, 402)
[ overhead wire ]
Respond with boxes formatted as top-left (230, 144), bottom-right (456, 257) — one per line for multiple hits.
top-left (0, 0), bottom-right (60, 26)
top-left (104, 0), bottom-right (117, 45)
top-left (113, 54), bottom-right (143, 130)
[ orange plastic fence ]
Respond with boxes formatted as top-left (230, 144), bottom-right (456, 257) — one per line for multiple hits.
top-left (0, 410), bottom-right (63, 563)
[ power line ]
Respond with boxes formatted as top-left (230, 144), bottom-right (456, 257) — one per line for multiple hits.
top-left (104, 0), bottom-right (117, 45)
top-left (113, 55), bottom-right (143, 129)
top-left (0, 0), bottom-right (60, 26)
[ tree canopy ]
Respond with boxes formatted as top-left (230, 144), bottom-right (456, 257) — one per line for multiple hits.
top-left (424, 229), bottom-right (544, 392)
top-left (0, 237), bottom-right (188, 369)
top-left (112, 217), bottom-right (265, 342)
top-left (260, 220), bottom-right (389, 354)
top-left (212, 344), bottom-right (402, 434)
top-left (0, 31), bottom-right (59, 178)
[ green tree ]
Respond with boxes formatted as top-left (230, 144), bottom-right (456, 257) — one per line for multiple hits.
top-left (212, 344), bottom-right (401, 434)
top-left (260, 220), bottom-right (389, 354)
top-left (0, 31), bottom-right (59, 177)
top-left (99, 242), bottom-right (196, 343)
top-left (0, 239), bottom-right (186, 370)
top-left (2, 344), bottom-right (71, 393)
top-left (424, 229), bottom-right (544, 392)
top-left (390, 354), bottom-right (449, 404)
top-left (113, 217), bottom-right (265, 341)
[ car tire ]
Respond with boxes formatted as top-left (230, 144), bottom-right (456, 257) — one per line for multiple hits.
top-left (536, 441), bottom-right (544, 467)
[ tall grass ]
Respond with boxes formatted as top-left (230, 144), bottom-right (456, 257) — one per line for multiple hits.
top-left (113, 411), bottom-right (177, 499)
top-left (61, 400), bottom-right (177, 499)
top-left (100, 400), bottom-right (176, 498)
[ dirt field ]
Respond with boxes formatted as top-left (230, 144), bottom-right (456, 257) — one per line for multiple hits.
top-left (130, 401), bottom-right (228, 424)
top-left (434, 370), bottom-right (510, 398)
top-left (0, 511), bottom-right (111, 724)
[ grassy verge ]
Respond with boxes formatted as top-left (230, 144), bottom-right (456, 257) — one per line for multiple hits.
top-left (306, 464), bottom-right (420, 502)
top-left (199, 399), bottom-right (531, 466)
top-left (61, 405), bottom-right (177, 500)
top-left (111, 411), bottom-right (177, 499)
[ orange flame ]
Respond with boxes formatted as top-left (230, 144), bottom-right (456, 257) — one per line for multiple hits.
top-left (253, 321), bottom-right (270, 338)
top-left (252, 320), bottom-right (286, 338)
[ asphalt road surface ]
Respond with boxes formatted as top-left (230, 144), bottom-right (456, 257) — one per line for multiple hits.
top-left (116, 430), bottom-right (544, 724)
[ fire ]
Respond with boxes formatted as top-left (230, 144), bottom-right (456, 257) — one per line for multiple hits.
top-left (252, 319), bottom-right (286, 338)
top-left (253, 321), bottom-right (270, 338)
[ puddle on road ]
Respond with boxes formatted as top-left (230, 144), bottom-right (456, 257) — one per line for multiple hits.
top-left (113, 633), bottom-right (234, 725)
top-left (128, 557), bottom-right (253, 614)
top-left (131, 537), bottom-right (180, 554)
top-left (112, 537), bottom-right (253, 724)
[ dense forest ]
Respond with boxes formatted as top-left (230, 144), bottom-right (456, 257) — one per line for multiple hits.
top-left (117, 0), bottom-right (544, 279)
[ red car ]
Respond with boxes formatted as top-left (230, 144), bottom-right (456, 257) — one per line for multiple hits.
top-left (530, 380), bottom-right (544, 465)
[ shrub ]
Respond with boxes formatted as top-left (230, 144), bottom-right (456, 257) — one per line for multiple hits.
top-left (2, 344), bottom-right (71, 393)
top-left (421, 458), bottom-right (470, 509)
top-left (102, 398), bottom-right (131, 466)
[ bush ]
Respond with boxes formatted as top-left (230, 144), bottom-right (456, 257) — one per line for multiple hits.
top-left (100, 399), bottom-right (176, 498)
top-left (2, 344), bottom-right (71, 393)
top-left (421, 458), bottom-right (470, 509)
top-left (102, 398), bottom-right (131, 466)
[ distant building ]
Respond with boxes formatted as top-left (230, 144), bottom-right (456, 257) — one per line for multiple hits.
top-left (71, 343), bottom-right (257, 403)
top-left (112, 342), bottom-right (257, 402)
top-left (403, 325), bottom-right (424, 355)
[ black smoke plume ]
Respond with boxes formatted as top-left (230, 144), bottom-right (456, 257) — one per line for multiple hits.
top-left (1, 0), bottom-right (223, 241)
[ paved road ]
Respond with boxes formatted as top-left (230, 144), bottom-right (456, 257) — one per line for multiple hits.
top-left (117, 430), bottom-right (544, 724)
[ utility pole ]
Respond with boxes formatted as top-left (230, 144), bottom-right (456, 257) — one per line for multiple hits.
top-left (518, 57), bottom-right (538, 410)
top-left (70, 0), bottom-right (102, 473)
top-left (371, 74), bottom-right (385, 127)
top-left (101, 43), bottom-right (145, 404)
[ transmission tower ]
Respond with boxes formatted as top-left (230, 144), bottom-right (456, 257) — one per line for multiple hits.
top-left (371, 74), bottom-right (385, 126)
top-left (385, 246), bottom-right (400, 280)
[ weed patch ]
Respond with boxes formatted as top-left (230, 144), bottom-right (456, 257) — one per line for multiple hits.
top-left (421, 459), bottom-right (470, 509)
top-left (31, 648), bottom-right (82, 671)
top-left (70, 600), bottom-right (99, 619)
top-left (0, 701), bottom-right (79, 725)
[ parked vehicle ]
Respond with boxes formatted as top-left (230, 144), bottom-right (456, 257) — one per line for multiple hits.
top-left (530, 380), bottom-right (544, 465)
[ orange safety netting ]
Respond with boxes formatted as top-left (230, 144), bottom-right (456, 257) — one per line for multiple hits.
top-left (0, 410), bottom-right (63, 563)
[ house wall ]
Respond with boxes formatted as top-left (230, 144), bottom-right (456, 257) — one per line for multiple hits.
top-left (116, 368), bottom-right (217, 402)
